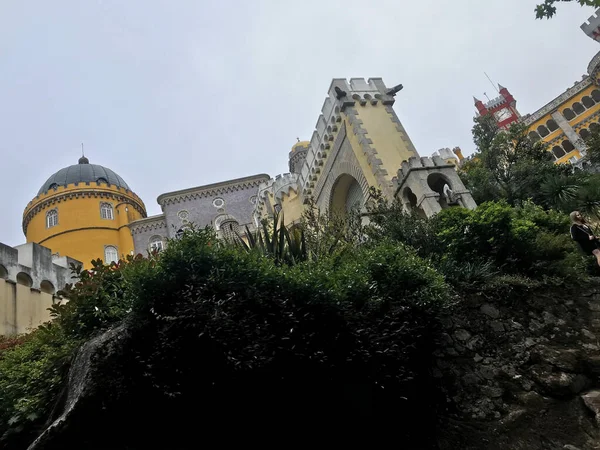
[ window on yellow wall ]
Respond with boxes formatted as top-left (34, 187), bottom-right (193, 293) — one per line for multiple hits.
top-left (563, 108), bottom-right (576, 121)
top-left (573, 102), bottom-right (585, 115)
top-left (582, 96), bottom-right (595, 109)
top-left (546, 119), bottom-right (559, 132)
top-left (552, 146), bottom-right (566, 159)
top-left (100, 202), bottom-right (114, 220)
top-left (46, 209), bottom-right (58, 228)
top-left (104, 246), bottom-right (118, 264)
top-left (562, 140), bottom-right (575, 153)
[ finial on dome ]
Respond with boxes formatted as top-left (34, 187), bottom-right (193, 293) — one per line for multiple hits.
top-left (79, 142), bottom-right (89, 164)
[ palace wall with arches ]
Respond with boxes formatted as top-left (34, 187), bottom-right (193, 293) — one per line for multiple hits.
top-left (0, 242), bottom-right (80, 336)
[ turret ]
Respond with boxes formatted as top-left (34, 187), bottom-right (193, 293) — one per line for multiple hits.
top-left (474, 96), bottom-right (487, 116)
top-left (289, 141), bottom-right (309, 174)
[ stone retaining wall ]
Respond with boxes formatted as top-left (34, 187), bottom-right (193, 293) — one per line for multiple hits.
top-left (437, 283), bottom-right (600, 449)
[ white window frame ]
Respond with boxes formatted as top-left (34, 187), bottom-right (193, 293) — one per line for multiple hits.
top-left (149, 236), bottom-right (164, 253)
top-left (46, 209), bottom-right (58, 228)
top-left (104, 245), bottom-right (119, 264)
top-left (100, 202), bottom-right (114, 220)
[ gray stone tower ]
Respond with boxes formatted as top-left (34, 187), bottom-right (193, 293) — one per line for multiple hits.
top-left (289, 141), bottom-right (309, 174)
top-left (394, 155), bottom-right (476, 217)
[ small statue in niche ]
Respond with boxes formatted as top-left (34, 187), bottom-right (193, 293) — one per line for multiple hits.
top-left (443, 183), bottom-right (457, 204)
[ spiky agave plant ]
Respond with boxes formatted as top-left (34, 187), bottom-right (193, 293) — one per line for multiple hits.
top-left (539, 174), bottom-right (581, 212)
top-left (233, 211), bottom-right (307, 265)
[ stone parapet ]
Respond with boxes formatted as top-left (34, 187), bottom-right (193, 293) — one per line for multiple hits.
top-left (0, 242), bottom-right (80, 292)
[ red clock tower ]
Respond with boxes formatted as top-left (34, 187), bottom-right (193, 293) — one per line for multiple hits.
top-left (474, 84), bottom-right (520, 129)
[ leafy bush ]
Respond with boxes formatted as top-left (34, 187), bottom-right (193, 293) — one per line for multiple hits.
top-left (52, 255), bottom-right (156, 339)
top-left (366, 194), bottom-right (585, 283)
top-left (0, 324), bottom-right (76, 448)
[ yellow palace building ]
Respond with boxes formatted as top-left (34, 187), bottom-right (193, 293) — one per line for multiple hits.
top-left (22, 156), bottom-right (147, 268)
top-left (522, 50), bottom-right (600, 166)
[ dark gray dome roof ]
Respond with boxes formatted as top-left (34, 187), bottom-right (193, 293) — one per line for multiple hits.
top-left (38, 158), bottom-right (130, 195)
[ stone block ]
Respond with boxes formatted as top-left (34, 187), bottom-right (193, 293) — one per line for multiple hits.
top-left (480, 304), bottom-right (500, 319)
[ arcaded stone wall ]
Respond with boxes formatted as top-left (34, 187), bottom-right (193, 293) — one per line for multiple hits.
top-left (437, 282), bottom-right (600, 449)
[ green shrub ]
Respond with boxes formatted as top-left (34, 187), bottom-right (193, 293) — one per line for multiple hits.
top-left (0, 324), bottom-right (76, 444)
top-left (431, 201), bottom-right (584, 279)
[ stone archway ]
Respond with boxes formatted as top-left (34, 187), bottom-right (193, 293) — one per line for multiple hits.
top-left (427, 173), bottom-right (454, 209)
top-left (329, 174), bottom-right (365, 217)
top-left (318, 159), bottom-right (370, 212)
top-left (401, 186), bottom-right (427, 218)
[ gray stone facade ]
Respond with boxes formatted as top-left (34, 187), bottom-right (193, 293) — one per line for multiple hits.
top-left (129, 174), bottom-right (270, 255)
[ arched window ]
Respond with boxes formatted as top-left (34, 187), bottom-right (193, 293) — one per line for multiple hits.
top-left (591, 122), bottom-right (600, 133)
top-left (16, 272), bottom-right (33, 287)
top-left (582, 96), bottom-right (595, 108)
top-left (580, 128), bottom-right (591, 140)
top-left (563, 108), bottom-right (575, 120)
top-left (573, 102), bottom-right (585, 115)
top-left (97, 177), bottom-right (108, 185)
top-left (546, 119), bottom-right (559, 132)
top-left (46, 209), bottom-right (58, 228)
top-left (220, 220), bottom-right (240, 241)
top-left (100, 203), bottom-right (113, 220)
top-left (104, 246), bottom-right (118, 264)
top-left (528, 131), bottom-right (541, 141)
top-left (562, 140), bottom-right (575, 153)
top-left (40, 280), bottom-right (55, 295)
top-left (552, 146), bottom-right (566, 159)
top-left (537, 125), bottom-right (550, 137)
top-left (592, 89), bottom-right (600, 102)
top-left (149, 235), bottom-right (164, 253)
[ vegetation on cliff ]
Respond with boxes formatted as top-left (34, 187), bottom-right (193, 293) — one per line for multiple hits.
top-left (1, 116), bottom-right (598, 447)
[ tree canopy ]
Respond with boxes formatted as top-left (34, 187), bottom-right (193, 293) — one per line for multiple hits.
top-left (536, 0), bottom-right (600, 19)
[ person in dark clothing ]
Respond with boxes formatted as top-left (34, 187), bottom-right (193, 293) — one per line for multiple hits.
top-left (570, 210), bottom-right (600, 267)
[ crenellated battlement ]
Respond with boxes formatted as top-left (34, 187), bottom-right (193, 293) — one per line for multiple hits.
top-left (299, 78), bottom-right (403, 197)
top-left (0, 242), bottom-right (81, 293)
top-left (253, 173), bottom-right (300, 225)
top-left (581, 8), bottom-right (600, 42)
top-left (396, 156), bottom-right (453, 180)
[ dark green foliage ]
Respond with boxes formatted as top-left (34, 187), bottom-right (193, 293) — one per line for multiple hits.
top-left (535, 0), bottom-right (600, 19)
top-left (52, 255), bottom-right (155, 339)
top-left (233, 211), bottom-right (307, 265)
top-left (460, 115), bottom-right (600, 222)
top-left (366, 195), bottom-right (585, 284)
top-left (31, 228), bottom-right (449, 448)
top-left (460, 116), bottom-right (562, 207)
top-left (0, 324), bottom-right (76, 448)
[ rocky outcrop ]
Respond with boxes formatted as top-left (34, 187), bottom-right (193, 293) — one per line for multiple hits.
top-left (22, 281), bottom-right (600, 449)
top-left (437, 283), bottom-right (600, 450)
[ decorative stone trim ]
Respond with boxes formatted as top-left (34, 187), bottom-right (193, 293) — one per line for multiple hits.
top-left (523, 78), bottom-right (593, 126)
top-left (157, 174), bottom-right (270, 207)
top-left (384, 105), bottom-right (419, 156)
top-left (299, 78), bottom-right (398, 195)
top-left (128, 215), bottom-right (167, 235)
top-left (321, 161), bottom-right (371, 211)
top-left (344, 108), bottom-right (395, 199)
top-left (23, 190), bottom-right (146, 235)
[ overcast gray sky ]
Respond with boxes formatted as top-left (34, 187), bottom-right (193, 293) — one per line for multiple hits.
top-left (0, 0), bottom-right (598, 246)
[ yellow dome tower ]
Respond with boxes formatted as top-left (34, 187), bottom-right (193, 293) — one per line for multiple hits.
top-left (23, 156), bottom-right (147, 268)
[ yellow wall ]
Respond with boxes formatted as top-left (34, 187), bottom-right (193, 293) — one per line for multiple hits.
top-left (348, 103), bottom-right (418, 186)
top-left (23, 183), bottom-right (146, 268)
top-left (279, 189), bottom-right (303, 227)
top-left (527, 84), bottom-right (600, 164)
top-left (0, 278), bottom-right (58, 335)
